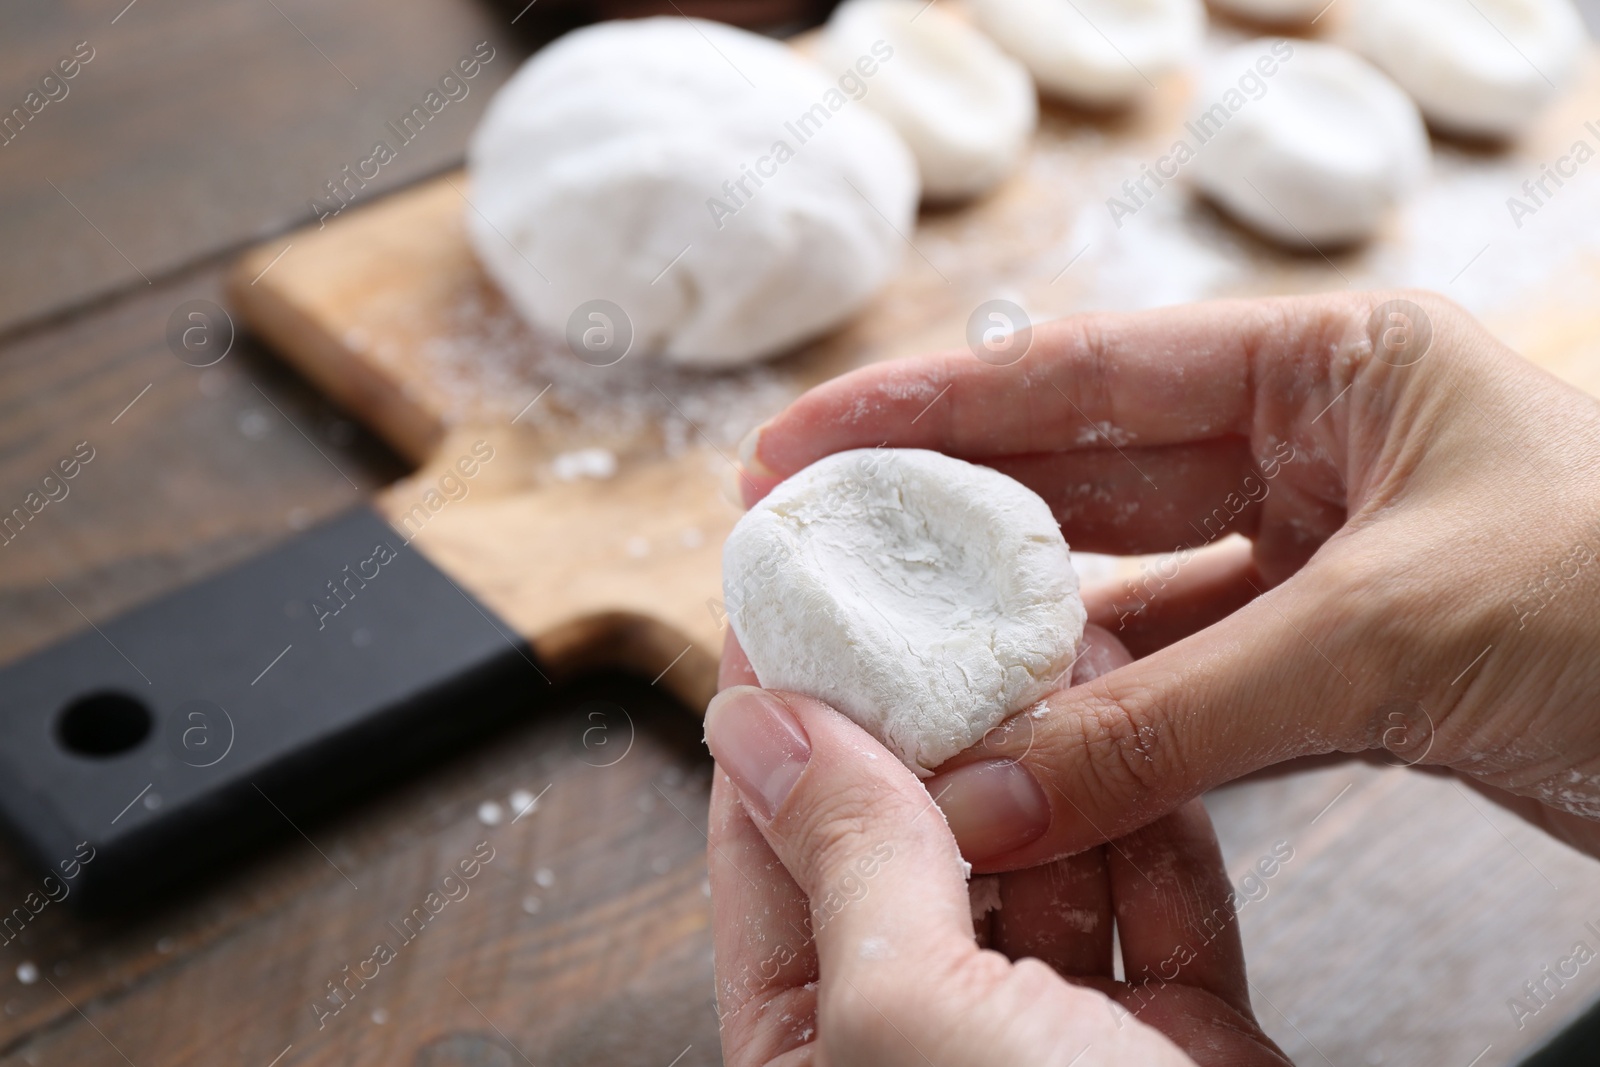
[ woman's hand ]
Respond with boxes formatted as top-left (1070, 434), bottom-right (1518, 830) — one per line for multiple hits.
top-left (733, 291), bottom-right (1600, 867)
top-left (707, 632), bottom-right (1291, 1067)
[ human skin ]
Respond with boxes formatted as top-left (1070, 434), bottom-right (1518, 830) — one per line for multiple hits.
top-left (707, 628), bottom-right (1293, 1065)
top-left (730, 290), bottom-right (1600, 868)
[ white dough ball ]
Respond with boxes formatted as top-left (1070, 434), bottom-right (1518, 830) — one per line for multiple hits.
top-left (1206, 0), bottom-right (1328, 23)
top-left (723, 448), bottom-right (1086, 776)
top-left (1347, 0), bottom-right (1584, 139)
top-left (1189, 40), bottom-right (1429, 246)
top-left (966, 0), bottom-right (1206, 108)
top-left (817, 0), bottom-right (1037, 200)
top-left (466, 18), bottom-right (919, 369)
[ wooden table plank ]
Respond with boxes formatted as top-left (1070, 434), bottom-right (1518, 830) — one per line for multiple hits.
top-left (1209, 762), bottom-right (1600, 1066)
top-left (0, 265), bottom-right (405, 666)
top-left (0, 0), bottom-right (531, 338)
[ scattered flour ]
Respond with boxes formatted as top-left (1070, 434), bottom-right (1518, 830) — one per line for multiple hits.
top-left (969, 875), bottom-right (1004, 921)
top-left (550, 447), bottom-right (617, 482)
top-left (420, 284), bottom-right (799, 451)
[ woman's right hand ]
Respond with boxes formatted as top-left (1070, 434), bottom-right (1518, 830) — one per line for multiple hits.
top-left (734, 290), bottom-right (1600, 868)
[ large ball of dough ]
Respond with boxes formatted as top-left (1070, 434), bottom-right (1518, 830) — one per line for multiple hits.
top-left (723, 448), bottom-right (1086, 776)
top-left (1189, 40), bottom-right (1429, 247)
top-left (817, 0), bottom-right (1037, 200)
top-left (966, 0), bottom-right (1206, 108)
top-left (466, 18), bottom-right (919, 369)
top-left (1346, 0), bottom-right (1584, 140)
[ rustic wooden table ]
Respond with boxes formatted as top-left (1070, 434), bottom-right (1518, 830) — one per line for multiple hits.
top-left (3, 2), bottom-right (1600, 1066)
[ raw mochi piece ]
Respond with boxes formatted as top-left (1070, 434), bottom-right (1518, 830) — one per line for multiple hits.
top-left (723, 448), bottom-right (1085, 776)
top-left (817, 0), bottom-right (1037, 200)
top-left (1346, 0), bottom-right (1584, 140)
top-left (466, 18), bottom-right (919, 368)
top-left (1189, 39), bottom-right (1429, 246)
top-left (966, 0), bottom-right (1206, 108)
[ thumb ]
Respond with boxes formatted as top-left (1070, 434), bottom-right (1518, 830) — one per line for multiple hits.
top-left (928, 560), bottom-right (1404, 870)
top-left (703, 685), bottom-right (975, 975)
top-left (704, 685), bottom-right (1197, 1066)
top-left (704, 684), bottom-right (988, 1063)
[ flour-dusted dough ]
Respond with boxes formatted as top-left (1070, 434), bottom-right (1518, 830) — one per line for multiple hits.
top-left (817, 0), bottom-right (1037, 200)
top-left (1206, 0), bottom-right (1327, 22)
top-left (1347, 0), bottom-right (1584, 140)
top-left (466, 18), bottom-right (919, 369)
top-left (723, 448), bottom-right (1086, 776)
top-left (1190, 40), bottom-right (1429, 246)
top-left (966, 0), bottom-right (1205, 107)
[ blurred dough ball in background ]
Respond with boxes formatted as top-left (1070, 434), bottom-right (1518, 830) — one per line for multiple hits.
top-left (1345, 0), bottom-right (1585, 140)
top-left (465, 17), bottom-right (919, 369)
top-left (1204, 0), bottom-right (1329, 24)
top-left (493, 0), bottom-right (838, 30)
top-left (965, 0), bottom-right (1206, 107)
top-left (818, 0), bottom-right (1037, 200)
top-left (1189, 39), bottom-right (1429, 246)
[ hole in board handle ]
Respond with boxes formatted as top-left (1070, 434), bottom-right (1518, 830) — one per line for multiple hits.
top-left (57, 691), bottom-right (153, 758)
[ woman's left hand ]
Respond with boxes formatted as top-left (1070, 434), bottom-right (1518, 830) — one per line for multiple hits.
top-left (706, 627), bottom-right (1291, 1067)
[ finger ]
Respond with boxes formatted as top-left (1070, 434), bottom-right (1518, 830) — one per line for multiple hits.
top-left (746, 430), bottom-right (1316, 562)
top-left (737, 294), bottom-right (1372, 499)
top-left (934, 624), bottom-right (1132, 864)
top-left (928, 545), bottom-right (1400, 870)
top-left (1109, 800), bottom-right (1250, 1016)
top-left (1071, 623), bottom-right (1135, 686)
top-left (986, 439), bottom-right (1272, 556)
top-left (769, 439), bottom-right (1274, 557)
top-left (982, 627), bottom-right (1121, 977)
top-left (703, 685), bottom-right (976, 1002)
top-left (707, 771), bottom-right (819, 1065)
top-left (1084, 537), bottom-right (1265, 659)
top-left (992, 846), bottom-right (1114, 978)
top-left (962, 621), bottom-right (1133, 774)
top-left (706, 687), bottom-right (1204, 1066)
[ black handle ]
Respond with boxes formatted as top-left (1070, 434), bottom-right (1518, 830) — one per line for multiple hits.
top-left (0, 508), bottom-right (540, 910)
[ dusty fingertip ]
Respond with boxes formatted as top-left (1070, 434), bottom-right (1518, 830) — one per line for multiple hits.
top-left (929, 759), bottom-right (1052, 864)
top-left (1071, 624), bottom-right (1134, 685)
top-left (724, 462), bottom-right (780, 511)
top-left (737, 420), bottom-right (777, 479)
top-left (705, 686), bottom-right (812, 821)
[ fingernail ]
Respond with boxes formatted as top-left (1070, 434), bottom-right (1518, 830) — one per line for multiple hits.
top-left (718, 463), bottom-right (747, 508)
top-left (928, 760), bottom-right (1051, 864)
top-left (737, 421), bottom-right (775, 478)
top-left (705, 686), bottom-right (811, 820)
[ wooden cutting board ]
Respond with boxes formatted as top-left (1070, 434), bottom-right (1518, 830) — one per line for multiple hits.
top-left (224, 30), bottom-right (1600, 1066)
